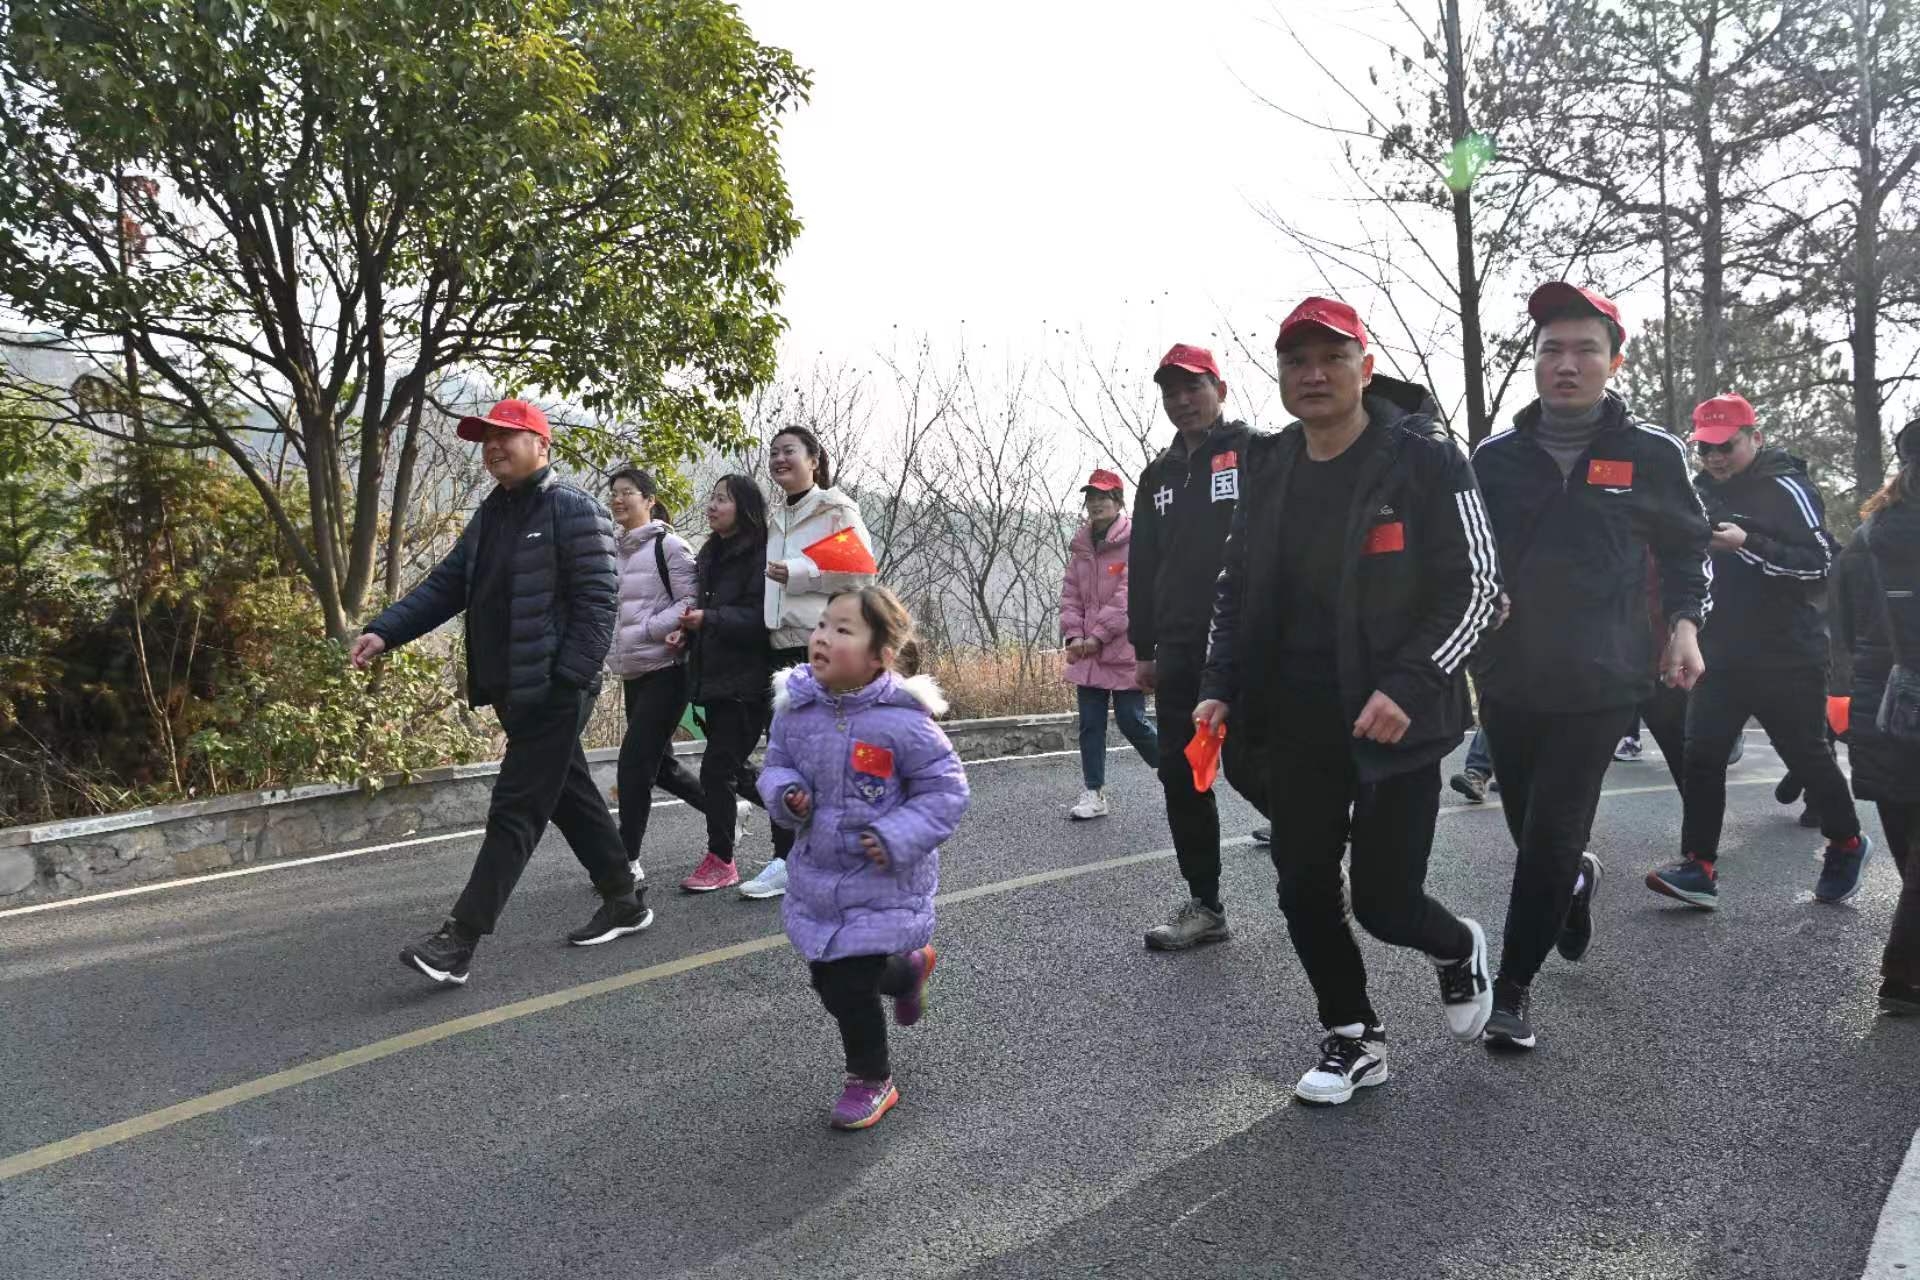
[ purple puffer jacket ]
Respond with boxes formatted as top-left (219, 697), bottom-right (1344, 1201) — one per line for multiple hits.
top-left (1059, 516), bottom-right (1139, 691)
top-left (759, 664), bottom-right (970, 963)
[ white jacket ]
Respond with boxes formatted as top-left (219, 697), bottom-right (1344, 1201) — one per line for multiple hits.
top-left (764, 486), bottom-right (876, 649)
top-left (608, 521), bottom-right (697, 678)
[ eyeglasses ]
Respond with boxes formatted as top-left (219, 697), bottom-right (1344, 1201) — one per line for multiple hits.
top-left (1695, 438), bottom-right (1744, 457)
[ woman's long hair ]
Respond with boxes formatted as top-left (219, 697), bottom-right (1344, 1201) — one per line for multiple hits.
top-left (1862, 420), bottom-right (1917, 519)
top-left (699, 473), bottom-right (768, 572)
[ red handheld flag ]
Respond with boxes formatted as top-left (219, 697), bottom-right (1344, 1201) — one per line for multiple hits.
top-left (1828, 695), bottom-right (1850, 738)
top-left (801, 528), bottom-right (877, 575)
top-left (1184, 721), bottom-right (1226, 791)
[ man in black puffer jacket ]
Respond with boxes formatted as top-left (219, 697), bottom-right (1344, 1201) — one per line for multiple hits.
top-left (352, 399), bottom-right (648, 986)
top-left (1645, 393), bottom-right (1867, 911)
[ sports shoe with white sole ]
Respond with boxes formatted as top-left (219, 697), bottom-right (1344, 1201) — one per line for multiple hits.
top-left (1484, 978), bottom-right (1537, 1051)
top-left (1558, 852), bottom-right (1602, 962)
top-left (1434, 918), bottom-right (1494, 1041)
top-left (400, 920), bottom-right (475, 986)
top-left (1069, 788), bottom-right (1109, 820)
top-left (1294, 1024), bottom-right (1388, 1104)
top-left (566, 892), bottom-right (654, 946)
top-left (739, 856), bottom-right (789, 899)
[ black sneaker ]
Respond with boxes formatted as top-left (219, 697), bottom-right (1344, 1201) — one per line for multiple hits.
top-left (1558, 852), bottom-right (1602, 963)
top-left (401, 920), bottom-right (476, 986)
top-left (1880, 977), bottom-right (1920, 1016)
top-left (1449, 769), bottom-right (1490, 804)
top-left (1293, 1023), bottom-right (1388, 1104)
top-left (1434, 918), bottom-right (1493, 1041)
top-left (1775, 772), bottom-right (1804, 805)
top-left (1484, 978), bottom-right (1536, 1051)
top-left (1252, 826), bottom-right (1273, 845)
top-left (567, 890), bottom-right (655, 946)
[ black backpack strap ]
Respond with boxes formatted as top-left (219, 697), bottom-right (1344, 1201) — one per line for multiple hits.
top-left (654, 533), bottom-right (672, 597)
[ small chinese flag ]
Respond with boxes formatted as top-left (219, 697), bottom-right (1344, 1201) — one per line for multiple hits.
top-left (1364, 522), bottom-right (1406, 555)
top-left (802, 528), bottom-right (877, 574)
top-left (1184, 722), bottom-right (1226, 791)
top-left (1828, 695), bottom-right (1850, 737)
top-left (1587, 459), bottom-right (1634, 487)
top-left (852, 741), bottom-right (894, 777)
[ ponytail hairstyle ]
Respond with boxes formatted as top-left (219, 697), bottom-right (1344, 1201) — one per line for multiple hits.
top-left (609, 466), bottom-right (670, 525)
top-left (772, 425), bottom-right (832, 490)
top-left (830, 585), bottom-right (913, 665)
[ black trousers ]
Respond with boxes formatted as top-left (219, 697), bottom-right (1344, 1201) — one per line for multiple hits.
top-left (697, 697), bottom-right (795, 862)
top-left (1639, 682), bottom-right (1688, 792)
top-left (1152, 645), bottom-right (1221, 904)
top-left (1882, 802), bottom-right (1920, 988)
top-left (1266, 685), bottom-right (1472, 1030)
top-left (1680, 665), bottom-right (1860, 858)
top-left (452, 688), bottom-right (633, 936)
top-left (617, 667), bottom-right (706, 862)
top-left (1482, 699), bottom-right (1635, 988)
top-left (810, 953), bottom-right (916, 1080)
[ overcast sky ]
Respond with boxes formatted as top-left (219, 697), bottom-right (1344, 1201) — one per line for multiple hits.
top-left (734, 0), bottom-right (1467, 406)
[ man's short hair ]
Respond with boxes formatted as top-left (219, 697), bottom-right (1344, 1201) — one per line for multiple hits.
top-left (1532, 307), bottom-right (1625, 357)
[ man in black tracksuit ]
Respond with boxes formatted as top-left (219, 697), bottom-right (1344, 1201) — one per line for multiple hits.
top-left (1197, 297), bottom-right (1499, 1104)
top-left (1470, 284), bottom-right (1712, 1049)
top-left (1646, 393), bottom-right (1868, 909)
top-left (352, 399), bottom-right (649, 986)
top-left (1129, 342), bottom-right (1257, 951)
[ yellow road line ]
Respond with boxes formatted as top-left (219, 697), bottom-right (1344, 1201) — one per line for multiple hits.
top-left (0, 775), bottom-right (1772, 1183)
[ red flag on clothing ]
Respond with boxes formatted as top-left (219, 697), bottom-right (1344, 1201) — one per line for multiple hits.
top-left (801, 527), bottom-right (877, 574)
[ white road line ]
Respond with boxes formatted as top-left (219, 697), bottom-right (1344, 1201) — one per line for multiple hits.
top-left (0, 749), bottom-right (1081, 920)
top-left (1864, 1128), bottom-right (1920, 1278)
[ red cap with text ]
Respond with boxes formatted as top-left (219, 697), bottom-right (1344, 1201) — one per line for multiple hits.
top-left (1155, 343), bottom-right (1221, 381)
top-left (457, 398), bottom-right (552, 443)
top-left (1527, 282), bottom-right (1627, 345)
top-left (1081, 468), bottom-right (1124, 494)
top-left (1276, 296), bottom-right (1368, 351)
top-left (1691, 393), bottom-right (1758, 444)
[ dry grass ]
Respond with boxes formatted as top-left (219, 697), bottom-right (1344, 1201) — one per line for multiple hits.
top-left (922, 646), bottom-right (1075, 720)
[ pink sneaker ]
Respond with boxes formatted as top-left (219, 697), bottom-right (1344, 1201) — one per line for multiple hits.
top-left (829, 1075), bottom-right (899, 1130)
top-left (680, 852), bottom-right (741, 893)
top-left (895, 945), bottom-right (937, 1027)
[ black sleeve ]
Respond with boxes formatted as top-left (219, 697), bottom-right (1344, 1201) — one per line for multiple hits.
top-left (365, 522), bottom-right (472, 650)
top-left (1643, 433), bottom-right (1714, 627)
top-left (1830, 537), bottom-right (1864, 697)
top-left (1127, 460), bottom-right (1160, 660)
top-left (1739, 474), bottom-right (1838, 581)
top-left (1198, 486), bottom-right (1251, 706)
top-left (1375, 441), bottom-right (1501, 713)
top-left (553, 492), bottom-right (618, 687)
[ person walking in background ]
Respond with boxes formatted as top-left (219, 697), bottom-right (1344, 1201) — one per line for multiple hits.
top-left (760, 587), bottom-right (970, 1129)
top-left (1831, 419), bottom-right (1920, 1013)
top-left (746, 426), bottom-right (879, 900)
top-left (1130, 343), bottom-right (1257, 951)
top-left (1450, 725), bottom-right (1496, 804)
top-left (1645, 393), bottom-right (1866, 910)
top-left (1060, 468), bottom-right (1159, 820)
top-left (1469, 284), bottom-right (1712, 1049)
top-left (351, 399), bottom-right (648, 986)
top-left (673, 475), bottom-right (793, 892)
top-left (605, 467), bottom-right (707, 885)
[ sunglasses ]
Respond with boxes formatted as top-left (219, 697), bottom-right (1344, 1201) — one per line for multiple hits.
top-left (1695, 437), bottom-right (1747, 457)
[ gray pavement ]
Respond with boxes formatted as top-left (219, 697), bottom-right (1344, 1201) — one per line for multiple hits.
top-left (1, 737), bottom-right (1914, 1279)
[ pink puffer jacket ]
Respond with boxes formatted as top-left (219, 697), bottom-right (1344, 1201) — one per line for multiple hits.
top-left (608, 521), bottom-right (697, 678)
top-left (1059, 516), bottom-right (1139, 691)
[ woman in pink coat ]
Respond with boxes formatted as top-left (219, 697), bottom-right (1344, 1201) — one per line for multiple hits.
top-left (1060, 469), bottom-right (1160, 819)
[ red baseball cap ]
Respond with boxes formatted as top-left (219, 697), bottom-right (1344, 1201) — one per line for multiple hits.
top-left (1155, 343), bottom-right (1221, 382)
top-left (1276, 296), bottom-right (1368, 351)
top-left (1691, 393), bottom-right (1758, 444)
top-left (1527, 281), bottom-right (1627, 345)
top-left (457, 398), bottom-right (552, 443)
top-left (1081, 468), bottom-right (1125, 495)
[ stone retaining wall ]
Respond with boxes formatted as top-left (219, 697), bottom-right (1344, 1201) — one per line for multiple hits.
top-left (0, 712), bottom-right (1095, 905)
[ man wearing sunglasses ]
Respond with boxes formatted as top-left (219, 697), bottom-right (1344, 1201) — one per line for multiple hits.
top-left (1645, 394), bottom-right (1868, 909)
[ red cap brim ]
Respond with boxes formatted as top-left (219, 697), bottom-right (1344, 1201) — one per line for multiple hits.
top-left (457, 415), bottom-right (543, 443)
top-left (1276, 319), bottom-right (1365, 351)
top-left (1154, 361), bottom-right (1214, 379)
top-left (1691, 422), bottom-right (1747, 446)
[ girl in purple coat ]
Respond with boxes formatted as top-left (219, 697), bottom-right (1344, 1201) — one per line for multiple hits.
top-left (1060, 470), bottom-right (1159, 820)
top-left (759, 586), bottom-right (970, 1130)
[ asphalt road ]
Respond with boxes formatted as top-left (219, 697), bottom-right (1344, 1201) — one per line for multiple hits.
top-left (2, 736), bottom-right (1913, 1280)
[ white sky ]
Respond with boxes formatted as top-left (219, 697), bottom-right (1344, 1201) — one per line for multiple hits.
top-left (734, 0), bottom-right (1456, 403)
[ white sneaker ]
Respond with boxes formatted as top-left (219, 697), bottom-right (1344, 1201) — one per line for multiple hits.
top-left (1294, 1024), bottom-right (1388, 1104)
top-left (735, 799), bottom-right (751, 845)
top-left (1069, 788), bottom-right (1109, 820)
top-left (739, 856), bottom-right (788, 899)
top-left (1612, 736), bottom-right (1642, 762)
top-left (1433, 917), bottom-right (1493, 1042)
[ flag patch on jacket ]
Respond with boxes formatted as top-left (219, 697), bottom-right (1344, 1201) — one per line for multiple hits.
top-left (851, 741), bottom-right (894, 778)
top-left (1587, 459), bottom-right (1633, 487)
top-left (1107, 562), bottom-right (1125, 575)
top-left (1364, 522), bottom-right (1406, 554)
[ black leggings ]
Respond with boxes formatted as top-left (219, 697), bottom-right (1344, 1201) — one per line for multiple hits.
top-left (697, 697), bottom-right (794, 862)
top-left (616, 668), bottom-right (705, 862)
top-left (810, 953), bottom-right (917, 1080)
top-left (1882, 802), bottom-right (1920, 987)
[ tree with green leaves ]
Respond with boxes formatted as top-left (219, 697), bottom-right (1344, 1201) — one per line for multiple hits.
top-left (0, 0), bottom-right (807, 640)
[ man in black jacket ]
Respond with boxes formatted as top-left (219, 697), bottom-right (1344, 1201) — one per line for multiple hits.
top-left (1196, 297), bottom-right (1499, 1103)
top-left (1470, 283), bottom-right (1712, 1049)
top-left (1129, 343), bottom-right (1257, 951)
top-left (351, 399), bottom-right (648, 986)
top-left (1646, 393), bottom-right (1868, 909)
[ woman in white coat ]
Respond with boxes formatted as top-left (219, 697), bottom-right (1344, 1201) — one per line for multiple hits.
top-left (738, 425), bottom-right (878, 900)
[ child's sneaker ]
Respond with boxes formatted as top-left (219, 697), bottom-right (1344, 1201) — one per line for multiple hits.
top-left (680, 852), bottom-right (741, 893)
top-left (895, 945), bottom-right (937, 1027)
top-left (829, 1075), bottom-right (899, 1130)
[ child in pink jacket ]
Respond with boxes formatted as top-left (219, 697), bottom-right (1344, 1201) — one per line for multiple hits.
top-left (1059, 470), bottom-right (1160, 820)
